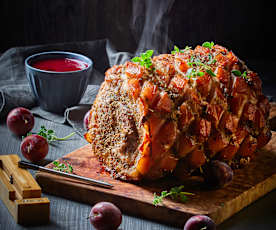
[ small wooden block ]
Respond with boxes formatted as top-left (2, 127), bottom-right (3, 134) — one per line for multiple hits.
top-left (16, 197), bottom-right (50, 225)
top-left (0, 154), bottom-right (50, 225)
top-left (0, 154), bottom-right (41, 198)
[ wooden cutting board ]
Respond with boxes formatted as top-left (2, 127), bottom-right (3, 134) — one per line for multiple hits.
top-left (35, 132), bottom-right (276, 227)
top-left (36, 103), bottom-right (276, 227)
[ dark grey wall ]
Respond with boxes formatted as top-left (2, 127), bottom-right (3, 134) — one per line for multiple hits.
top-left (0, 0), bottom-right (274, 60)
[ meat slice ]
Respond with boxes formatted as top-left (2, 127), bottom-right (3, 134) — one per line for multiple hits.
top-left (85, 43), bottom-right (271, 180)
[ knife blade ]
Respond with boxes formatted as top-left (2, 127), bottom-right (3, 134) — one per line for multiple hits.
top-left (18, 160), bottom-right (113, 189)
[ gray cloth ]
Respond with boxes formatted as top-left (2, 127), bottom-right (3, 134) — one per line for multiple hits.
top-left (0, 39), bottom-right (131, 134)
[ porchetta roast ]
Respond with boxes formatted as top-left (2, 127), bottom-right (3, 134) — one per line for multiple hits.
top-left (85, 42), bottom-right (271, 180)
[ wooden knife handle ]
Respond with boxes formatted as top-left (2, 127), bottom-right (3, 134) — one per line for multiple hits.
top-left (18, 161), bottom-right (40, 170)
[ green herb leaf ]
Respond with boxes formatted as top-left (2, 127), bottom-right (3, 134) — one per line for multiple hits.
top-left (197, 71), bottom-right (205, 77)
top-left (179, 193), bottom-right (188, 202)
top-left (152, 185), bottom-right (194, 206)
top-left (171, 45), bottom-right (189, 54)
top-left (187, 58), bottom-right (216, 77)
top-left (186, 68), bottom-right (205, 79)
top-left (171, 45), bottom-right (181, 54)
top-left (52, 160), bottom-right (74, 173)
top-left (231, 70), bottom-right (242, 76)
top-left (33, 126), bottom-right (75, 143)
top-left (132, 50), bottom-right (154, 69)
top-left (202, 41), bottom-right (214, 49)
top-left (242, 71), bottom-right (248, 79)
top-left (232, 70), bottom-right (248, 79)
top-left (131, 57), bottom-right (140, 62)
top-left (68, 164), bottom-right (73, 173)
top-left (53, 161), bottom-right (59, 166)
top-left (146, 49), bottom-right (154, 57)
top-left (184, 46), bottom-right (192, 51)
top-left (206, 69), bottom-right (216, 77)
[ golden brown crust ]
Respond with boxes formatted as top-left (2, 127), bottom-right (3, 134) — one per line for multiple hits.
top-left (86, 44), bottom-right (271, 180)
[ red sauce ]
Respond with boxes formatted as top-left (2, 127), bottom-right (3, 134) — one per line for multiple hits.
top-left (32, 58), bottom-right (88, 72)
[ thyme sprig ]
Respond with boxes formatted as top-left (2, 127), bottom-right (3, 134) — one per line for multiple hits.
top-left (171, 45), bottom-right (191, 54)
top-left (25, 125), bottom-right (75, 143)
top-left (52, 160), bottom-right (74, 173)
top-left (186, 68), bottom-right (205, 79)
top-left (231, 70), bottom-right (248, 79)
top-left (202, 41), bottom-right (215, 49)
top-left (187, 60), bottom-right (216, 77)
top-left (131, 50), bottom-right (154, 69)
top-left (153, 185), bottom-right (194, 206)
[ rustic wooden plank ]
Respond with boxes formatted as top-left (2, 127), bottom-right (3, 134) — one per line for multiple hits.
top-left (36, 131), bottom-right (276, 227)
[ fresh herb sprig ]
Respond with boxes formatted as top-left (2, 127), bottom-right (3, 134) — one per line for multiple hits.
top-left (231, 70), bottom-right (248, 79)
top-left (37, 125), bottom-right (75, 142)
top-left (131, 50), bottom-right (154, 69)
top-left (202, 41), bottom-right (215, 49)
top-left (171, 45), bottom-right (191, 55)
top-left (153, 185), bottom-right (194, 206)
top-left (186, 68), bottom-right (205, 79)
top-left (187, 60), bottom-right (216, 77)
top-left (171, 45), bottom-right (184, 54)
top-left (52, 160), bottom-right (74, 173)
top-left (25, 125), bottom-right (75, 143)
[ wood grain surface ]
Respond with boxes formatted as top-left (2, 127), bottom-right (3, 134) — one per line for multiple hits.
top-left (0, 155), bottom-right (50, 225)
top-left (36, 130), bottom-right (276, 227)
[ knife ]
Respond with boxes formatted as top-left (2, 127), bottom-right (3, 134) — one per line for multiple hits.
top-left (18, 160), bottom-right (113, 189)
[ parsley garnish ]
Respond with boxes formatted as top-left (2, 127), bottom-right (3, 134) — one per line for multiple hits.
top-left (131, 50), bottom-right (154, 69)
top-left (153, 185), bottom-right (194, 206)
top-left (26, 125), bottom-right (75, 143)
top-left (202, 41), bottom-right (215, 49)
top-left (52, 160), bottom-right (74, 173)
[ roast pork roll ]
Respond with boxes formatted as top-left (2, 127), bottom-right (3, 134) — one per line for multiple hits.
top-left (85, 43), bottom-right (271, 180)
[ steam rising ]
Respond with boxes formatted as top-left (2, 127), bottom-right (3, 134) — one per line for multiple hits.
top-left (107, 0), bottom-right (175, 66)
top-left (131, 0), bottom-right (175, 55)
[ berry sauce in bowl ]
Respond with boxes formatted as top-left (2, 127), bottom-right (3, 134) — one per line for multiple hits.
top-left (31, 58), bottom-right (88, 72)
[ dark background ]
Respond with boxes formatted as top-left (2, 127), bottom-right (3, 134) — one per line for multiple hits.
top-left (0, 0), bottom-right (274, 61)
top-left (0, 0), bottom-right (275, 98)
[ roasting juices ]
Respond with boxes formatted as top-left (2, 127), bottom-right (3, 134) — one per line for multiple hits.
top-left (31, 58), bottom-right (88, 72)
